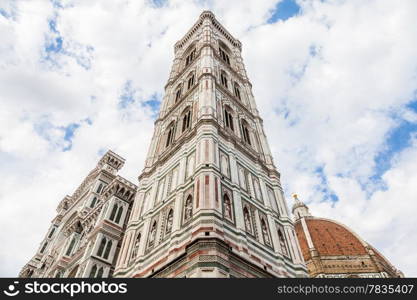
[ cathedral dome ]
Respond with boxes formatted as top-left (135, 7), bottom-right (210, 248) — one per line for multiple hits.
top-left (295, 218), bottom-right (368, 261)
top-left (292, 194), bottom-right (403, 278)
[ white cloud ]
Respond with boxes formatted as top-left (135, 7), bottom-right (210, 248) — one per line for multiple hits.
top-left (0, 0), bottom-right (416, 277)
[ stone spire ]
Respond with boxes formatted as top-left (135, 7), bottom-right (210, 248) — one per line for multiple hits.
top-left (291, 193), bottom-right (311, 221)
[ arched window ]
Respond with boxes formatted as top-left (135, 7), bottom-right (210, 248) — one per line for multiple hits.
top-left (224, 106), bottom-right (234, 131)
top-left (66, 236), bottom-right (78, 256)
top-left (175, 84), bottom-right (182, 102)
top-left (234, 82), bottom-right (241, 100)
top-left (109, 204), bottom-right (118, 221)
top-left (185, 48), bottom-right (196, 66)
top-left (278, 230), bottom-right (289, 257)
top-left (165, 122), bottom-right (176, 148)
top-left (219, 46), bottom-right (230, 65)
top-left (187, 73), bottom-right (195, 89)
top-left (97, 237), bottom-right (107, 257)
top-left (40, 242), bottom-right (48, 254)
top-left (48, 227), bottom-right (56, 239)
top-left (115, 206), bottom-right (123, 224)
top-left (103, 240), bottom-right (112, 259)
top-left (166, 209), bottom-right (174, 234)
top-left (181, 108), bottom-right (192, 133)
top-left (241, 119), bottom-right (251, 145)
top-left (223, 194), bottom-right (232, 221)
top-left (220, 71), bottom-right (228, 88)
top-left (184, 195), bottom-right (193, 221)
top-left (243, 207), bottom-right (252, 233)
top-left (65, 236), bottom-right (77, 256)
top-left (90, 197), bottom-right (98, 208)
top-left (96, 267), bottom-right (104, 278)
top-left (89, 265), bottom-right (97, 278)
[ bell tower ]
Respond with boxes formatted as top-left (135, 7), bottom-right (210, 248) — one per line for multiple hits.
top-left (114, 11), bottom-right (307, 278)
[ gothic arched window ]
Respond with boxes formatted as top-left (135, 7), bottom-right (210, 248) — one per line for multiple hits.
top-left (175, 84), bottom-right (182, 103)
top-left (97, 237), bottom-right (107, 257)
top-left (103, 240), bottom-right (112, 259)
top-left (115, 206), bottom-right (123, 224)
top-left (220, 71), bottom-right (228, 89)
top-left (89, 265), bottom-right (97, 278)
top-left (181, 108), bottom-right (192, 133)
top-left (109, 203), bottom-right (118, 221)
top-left (65, 237), bottom-right (77, 256)
top-left (219, 46), bottom-right (230, 65)
top-left (223, 193), bottom-right (232, 221)
top-left (234, 82), bottom-right (241, 100)
top-left (187, 73), bottom-right (195, 89)
top-left (185, 48), bottom-right (196, 66)
top-left (224, 106), bottom-right (234, 131)
top-left (96, 267), bottom-right (104, 278)
top-left (165, 122), bottom-right (176, 148)
top-left (241, 119), bottom-right (251, 145)
top-left (278, 229), bottom-right (289, 257)
top-left (184, 195), bottom-right (193, 221)
top-left (48, 227), bottom-right (56, 239)
top-left (243, 207), bottom-right (252, 233)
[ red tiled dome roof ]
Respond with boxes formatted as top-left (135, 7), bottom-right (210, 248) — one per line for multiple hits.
top-left (295, 218), bottom-right (368, 261)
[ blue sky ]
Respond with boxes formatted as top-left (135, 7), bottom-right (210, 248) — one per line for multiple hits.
top-left (268, 0), bottom-right (300, 23)
top-left (1, 0), bottom-right (417, 278)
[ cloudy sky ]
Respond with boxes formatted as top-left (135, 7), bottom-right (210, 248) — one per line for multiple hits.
top-left (1, 0), bottom-right (416, 277)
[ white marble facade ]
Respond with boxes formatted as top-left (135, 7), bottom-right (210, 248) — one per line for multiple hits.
top-left (21, 11), bottom-right (307, 278)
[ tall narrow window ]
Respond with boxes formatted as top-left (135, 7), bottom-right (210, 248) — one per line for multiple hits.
top-left (219, 47), bottom-right (230, 65)
top-left (89, 265), bottom-right (97, 278)
top-left (115, 206), bottom-right (123, 224)
top-left (97, 237), bottom-right (107, 257)
top-left (96, 183), bottom-right (104, 194)
top-left (165, 122), bottom-right (176, 148)
top-left (278, 229), bottom-right (289, 257)
top-left (48, 227), bottom-right (56, 239)
top-left (220, 72), bottom-right (228, 88)
top-left (187, 73), bottom-right (195, 89)
top-left (90, 196), bottom-right (98, 208)
top-left (109, 204), bottom-right (118, 221)
top-left (96, 267), bottom-right (104, 278)
top-left (241, 120), bottom-right (251, 145)
top-left (234, 82), bottom-right (241, 100)
top-left (181, 109), bottom-right (191, 133)
top-left (65, 237), bottom-right (76, 256)
top-left (185, 49), bottom-right (195, 66)
top-left (103, 240), bottom-right (112, 259)
top-left (40, 242), bottom-right (48, 254)
top-left (224, 106), bottom-right (234, 131)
